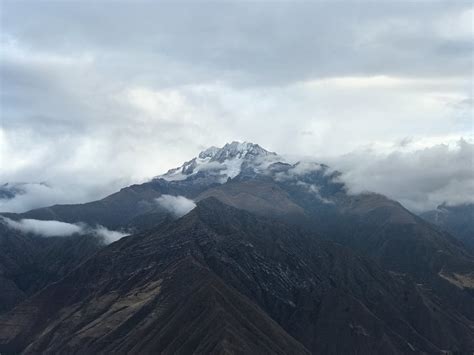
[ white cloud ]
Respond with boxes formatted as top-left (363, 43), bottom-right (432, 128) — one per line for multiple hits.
top-left (92, 225), bottom-right (128, 244)
top-left (0, 180), bottom-right (130, 214)
top-left (329, 139), bottom-right (474, 212)
top-left (1, 217), bottom-right (83, 237)
top-left (0, 217), bottom-right (129, 244)
top-left (155, 195), bottom-right (196, 217)
top-left (295, 181), bottom-right (333, 204)
top-left (275, 161), bottom-right (323, 181)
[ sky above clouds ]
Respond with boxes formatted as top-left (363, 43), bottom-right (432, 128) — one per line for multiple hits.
top-left (0, 0), bottom-right (473, 212)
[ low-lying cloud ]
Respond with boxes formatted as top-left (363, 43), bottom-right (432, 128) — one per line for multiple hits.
top-left (1, 217), bottom-right (128, 244)
top-left (273, 161), bottom-right (324, 182)
top-left (156, 195), bottom-right (196, 217)
top-left (0, 183), bottom-right (75, 213)
top-left (329, 139), bottom-right (474, 212)
top-left (0, 179), bottom-right (133, 214)
top-left (2, 217), bottom-right (83, 237)
top-left (92, 225), bottom-right (129, 244)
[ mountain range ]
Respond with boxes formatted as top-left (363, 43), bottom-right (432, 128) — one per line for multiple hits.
top-left (0, 142), bottom-right (473, 354)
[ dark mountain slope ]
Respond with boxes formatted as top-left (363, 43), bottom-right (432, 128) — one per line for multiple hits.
top-left (421, 203), bottom-right (474, 252)
top-left (335, 194), bottom-right (473, 270)
top-left (1, 199), bottom-right (473, 354)
top-left (0, 203), bottom-right (309, 355)
top-left (4, 161), bottom-right (473, 329)
top-left (1, 178), bottom-right (214, 230)
top-left (0, 223), bottom-right (102, 314)
top-left (196, 179), bottom-right (305, 218)
top-left (0, 224), bottom-right (39, 313)
top-left (192, 199), bottom-right (474, 353)
top-left (326, 193), bottom-right (474, 321)
top-left (199, 179), bottom-right (474, 319)
top-left (2, 184), bottom-right (164, 229)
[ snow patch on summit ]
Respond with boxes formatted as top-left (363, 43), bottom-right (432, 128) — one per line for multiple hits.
top-left (153, 141), bottom-right (343, 205)
top-left (157, 141), bottom-right (278, 183)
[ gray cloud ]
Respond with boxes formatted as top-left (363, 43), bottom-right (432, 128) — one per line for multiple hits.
top-left (92, 225), bottom-right (129, 244)
top-left (156, 195), bottom-right (196, 218)
top-left (1, 217), bottom-right (83, 237)
top-left (328, 139), bottom-right (474, 212)
top-left (0, 181), bottom-right (130, 213)
top-left (1, 217), bottom-right (128, 243)
top-left (0, 1), bottom-right (472, 213)
top-left (274, 162), bottom-right (324, 181)
top-left (2, 2), bottom-right (471, 85)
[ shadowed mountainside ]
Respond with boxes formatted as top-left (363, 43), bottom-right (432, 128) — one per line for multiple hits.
top-left (421, 203), bottom-right (474, 252)
top-left (1, 199), bottom-right (473, 354)
top-left (0, 223), bottom-right (103, 314)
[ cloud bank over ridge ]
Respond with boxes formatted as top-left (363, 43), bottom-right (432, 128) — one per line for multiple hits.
top-left (329, 139), bottom-right (474, 212)
top-left (155, 195), bottom-right (196, 217)
top-left (1, 217), bottom-right (128, 244)
top-left (0, 1), bottom-right (472, 213)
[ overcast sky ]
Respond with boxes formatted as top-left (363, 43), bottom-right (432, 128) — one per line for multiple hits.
top-left (0, 0), bottom-right (473, 213)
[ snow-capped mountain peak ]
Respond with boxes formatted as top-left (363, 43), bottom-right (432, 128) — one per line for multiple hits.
top-left (154, 141), bottom-right (342, 205)
top-left (198, 142), bottom-right (275, 161)
top-left (157, 141), bottom-right (278, 183)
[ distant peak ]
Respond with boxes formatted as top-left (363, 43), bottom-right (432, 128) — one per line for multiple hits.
top-left (158, 141), bottom-right (278, 182)
top-left (198, 141), bottom-right (275, 162)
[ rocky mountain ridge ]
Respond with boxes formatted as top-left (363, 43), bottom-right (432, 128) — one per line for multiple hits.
top-left (0, 141), bottom-right (473, 354)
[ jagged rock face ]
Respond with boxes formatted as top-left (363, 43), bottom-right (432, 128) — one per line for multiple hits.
top-left (159, 141), bottom-right (280, 183)
top-left (200, 141), bottom-right (276, 162)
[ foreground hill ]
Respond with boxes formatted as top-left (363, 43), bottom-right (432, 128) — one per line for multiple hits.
top-left (1, 199), bottom-right (473, 354)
